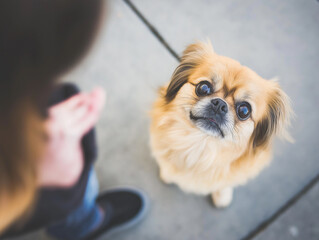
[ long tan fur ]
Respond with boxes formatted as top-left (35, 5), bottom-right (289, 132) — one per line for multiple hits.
top-left (150, 41), bottom-right (292, 207)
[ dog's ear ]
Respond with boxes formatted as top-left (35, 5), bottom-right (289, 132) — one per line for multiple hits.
top-left (165, 41), bottom-right (214, 103)
top-left (182, 40), bottom-right (214, 59)
top-left (252, 81), bottom-right (293, 149)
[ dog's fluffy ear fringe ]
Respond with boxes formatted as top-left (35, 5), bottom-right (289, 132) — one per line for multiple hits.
top-left (165, 40), bottom-right (214, 103)
top-left (181, 40), bottom-right (214, 62)
top-left (252, 79), bottom-right (294, 149)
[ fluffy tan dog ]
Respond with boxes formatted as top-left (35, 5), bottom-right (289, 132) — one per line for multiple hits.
top-left (150, 41), bottom-right (293, 208)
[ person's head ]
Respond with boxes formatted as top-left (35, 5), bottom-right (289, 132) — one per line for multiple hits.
top-left (0, 0), bottom-right (103, 232)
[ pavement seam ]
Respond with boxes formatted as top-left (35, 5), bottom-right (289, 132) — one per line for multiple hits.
top-left (122, 2), bottom-right (319, 240)
top-left (240, 172), bottom-right (319, 240)
top-left (123, 0), bottom-right (181, 62)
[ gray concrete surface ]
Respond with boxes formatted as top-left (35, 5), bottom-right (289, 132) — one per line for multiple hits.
top-left (255, 182), bottom-right (319, 240)
top-left (5, 0), bottom-right (319, 240)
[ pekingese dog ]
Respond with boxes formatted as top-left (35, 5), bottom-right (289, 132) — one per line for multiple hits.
top-left (150, 41), bottom-right (293, 208)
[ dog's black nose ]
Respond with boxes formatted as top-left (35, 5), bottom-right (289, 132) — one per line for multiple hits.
top-left (211, 98), bottom-right (228, 115)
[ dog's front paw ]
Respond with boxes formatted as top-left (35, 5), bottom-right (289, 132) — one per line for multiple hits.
top-left (159, 170), bottom-right (172, 184)
top-left (212, 187), bottom-right (233, 208)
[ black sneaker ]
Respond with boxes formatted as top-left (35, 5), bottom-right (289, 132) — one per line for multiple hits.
top-left (82, 187), bottom-right (149, 240)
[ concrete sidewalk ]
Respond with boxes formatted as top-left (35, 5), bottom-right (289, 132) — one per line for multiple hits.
top-left (7, 0), bottom-right (319, 239)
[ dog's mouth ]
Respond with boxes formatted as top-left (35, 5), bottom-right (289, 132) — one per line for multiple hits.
top-left (190, 111), bottom-right (224, 138)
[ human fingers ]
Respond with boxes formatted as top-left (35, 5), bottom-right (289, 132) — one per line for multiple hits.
top-left (48, 93), bottom-right (89, 116)
top-left (73, 87), bottom-right (106, 136)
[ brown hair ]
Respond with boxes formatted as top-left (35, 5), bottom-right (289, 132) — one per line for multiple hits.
top-left (0, 0), bottom-right (103, 232)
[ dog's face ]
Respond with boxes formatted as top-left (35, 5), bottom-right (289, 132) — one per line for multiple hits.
top-left (164, 42), bottom-right (292, 151)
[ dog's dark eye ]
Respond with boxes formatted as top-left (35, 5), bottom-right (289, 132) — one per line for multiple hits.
top-left (236, 102), bottom-right (251, 120)
top-left (195, 81), bottom-right (213, 97)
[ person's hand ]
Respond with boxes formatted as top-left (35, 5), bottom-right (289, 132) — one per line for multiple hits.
top-left (37, 88), bottom-right (106, 187)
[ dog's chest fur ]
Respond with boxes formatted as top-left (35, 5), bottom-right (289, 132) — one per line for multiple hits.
top-left (150, 105), bottom-right (271, 195)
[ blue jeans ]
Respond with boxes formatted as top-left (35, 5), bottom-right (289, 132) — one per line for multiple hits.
top-left (47, 167), bottom-right (103, 239)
